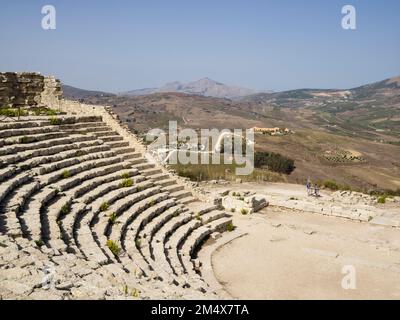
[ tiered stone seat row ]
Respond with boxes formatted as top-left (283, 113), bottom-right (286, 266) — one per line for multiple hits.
top-left (0, 115), bottom-right (232, 299)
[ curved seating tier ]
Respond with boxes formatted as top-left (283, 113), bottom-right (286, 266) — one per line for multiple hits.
top-left (0, 115), bottom-right (232, 299)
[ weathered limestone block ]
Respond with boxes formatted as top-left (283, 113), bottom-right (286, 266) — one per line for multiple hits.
top-left (221, 191), bottom-right (268, 214)
top-left (0, 72), bottom-right (62, 108)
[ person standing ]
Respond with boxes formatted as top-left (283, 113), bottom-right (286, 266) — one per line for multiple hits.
top-left (306, 178), bottom-right (312, 196)
top-left (314, 183), bottom-right (319, 197)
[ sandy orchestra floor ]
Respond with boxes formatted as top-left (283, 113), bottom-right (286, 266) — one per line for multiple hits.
top-left (212, 207), bottom-right (400, 300)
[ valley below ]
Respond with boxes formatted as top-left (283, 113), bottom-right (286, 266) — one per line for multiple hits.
top-left (63, 76), bottom-right (400, 192)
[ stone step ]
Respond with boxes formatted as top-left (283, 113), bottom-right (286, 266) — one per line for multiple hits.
top-left (132, 162), bottom-right (155, 171)
top-left (178, 217), bottom-right (232, 292)
top-left (181, 217), bottom-right (232, 270)
top-left (150, 213), bottom-right (193, 278)
top-left (170, 189), bottom-right (193, 200)
top-left (154, 178), bottom-right (177, 188)
top-left (39, 155), bottom-right (126, 187)
top-left (62, 201), bottom-right (87, 248)
top-left (166, 210), bottom-right (228, 276)
top-left (100, 135), bottom-right (124, 143)
top-left (0, 172), bottom-right (32, 204)
top-left (177, 196), bottom-right (197, 205)
top-left (93, 130), bottom-right (119, 138)
top-left (35, 149), bottom-right (119, 175)
top-left (1, 132), bottom-right (66, 146)
top-left (0, 139), bottom-right (104, 166)
top-left (120, 198), bottom-right (175, 246)
top-left (0, 166), bottom-right (19, 184)
top-left (90, 183), bottom-right (159, 241)
top-left (17, 144), bottom-right (111, 171)
top-left (0, 134), bottom-right (99, 157)
top-left (166, 220), bottom-right (202, 276)
top-left (105, 141), bottom-right (129, 148)
top-left (112, 147), bottom-right (136, 155)
top-left (56, 161), bottom-right (134, 193)
top-left (141, 167), bottom-right (163, 177)
top-left (80, 173), bottom-right (145, 204)
top-left (148, 172), bottom-right (170, 181)
top-left (22, 187), bottom-right (58, 242)
top-left (139, 205), bottom-right (186, 260)
top-left (98, 188), bottom-right (165, 241)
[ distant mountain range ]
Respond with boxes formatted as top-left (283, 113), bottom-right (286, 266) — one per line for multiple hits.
top-left (62, 85), bottom-right (116, 100)
top-left (63, 76), bottom-right (400, 104)
top-left (119, 78), bottom-right (268, 99)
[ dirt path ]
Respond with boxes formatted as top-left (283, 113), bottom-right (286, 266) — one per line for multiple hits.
top-left (204, 181), bottom-right (400, 227)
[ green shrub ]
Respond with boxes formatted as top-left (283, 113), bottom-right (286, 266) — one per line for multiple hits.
top-left (135, 239), bottom-right (141, 249)
top-left (226, 223), bottom-right (235, 232)
top-left (195, 213), bottom-right (202, 221)
top-left (369, 188), bottom-right (400, 197)
top-left (61, 170), bottom-right (70, 179)
top-left (106, 239), bottom-right (120, 256)
top-left (109, 212), bottom-right (118, 225)
top-left (323, 179), bottom-right (339, 191)
top-left (377, 196), bottom-right (387, 204)
top-left (0, 108), bottom-right (27, 117)
top-left (240, 208), bottom-right (248, 215)
top-left (60, 203), bottom-right (71, 216)
top-left (254, 151), bottom-right (295, 174)
top-left (35, 239), bottom-right (44, 247)
top-left (120, 178), bottom-right (133, 188)
top-left (121, 172), bottom-right (130, 179)
top-left (230, 208), bottom-right (236, 213)
top-left (100, 202), bottom-right (109, 212)
top-left (46, 109), bottom-right (57, 116)
top-left (49, 117), bottom-right (61, 125)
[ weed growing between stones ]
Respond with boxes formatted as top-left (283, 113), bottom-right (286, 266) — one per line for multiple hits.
top-left (100, 202), bottom-right (110, 212)
top-left (109, 212), bottom-right (118, 225)
top-left (106, 239), bottom-right (120, 257)
top-left (121, 172), bottom-right (130, 179)
top-left (61, 170), bottom-right (70, 179)
top-left (120, 178), bottom-right (133, 188)
top-left (226, 223), bottom-right (235, 232)
top-left (49, 116), bottom-right (61, 125)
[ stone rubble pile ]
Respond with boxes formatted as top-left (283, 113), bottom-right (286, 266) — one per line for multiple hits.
top-left (219, 190), bottom-right (268, 214)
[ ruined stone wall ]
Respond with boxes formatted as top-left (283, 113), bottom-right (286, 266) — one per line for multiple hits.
top-left (0, 72), bottom-right (62, 108)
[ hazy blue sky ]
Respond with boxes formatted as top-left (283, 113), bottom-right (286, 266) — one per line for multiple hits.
top-left (0, 0), bottom-right (399, 92)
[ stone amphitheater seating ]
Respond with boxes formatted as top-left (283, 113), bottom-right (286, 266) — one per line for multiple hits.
top-left (0, 112), bottom-right (233, 299)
